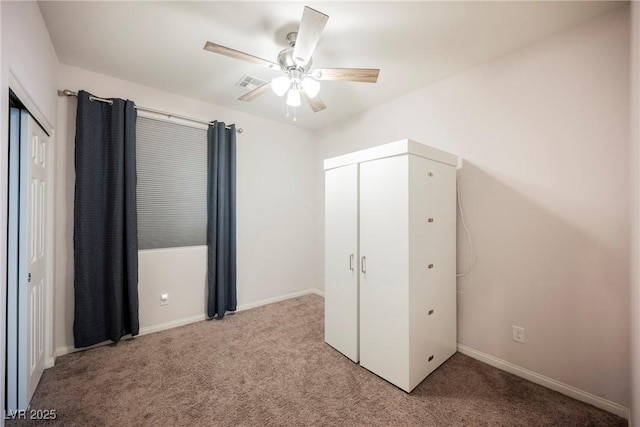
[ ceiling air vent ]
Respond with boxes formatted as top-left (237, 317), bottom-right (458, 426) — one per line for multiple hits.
top-left (236, 75), bottom-right (268, 91)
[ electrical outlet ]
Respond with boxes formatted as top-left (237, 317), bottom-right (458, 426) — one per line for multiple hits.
top-left (160, 293), bottom-right (169, 306)
top-left (512, 325), bottom-right (525, 343)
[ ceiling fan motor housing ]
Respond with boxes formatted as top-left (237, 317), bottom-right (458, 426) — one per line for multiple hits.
top-left (278, 32), bottom-right (312, 72)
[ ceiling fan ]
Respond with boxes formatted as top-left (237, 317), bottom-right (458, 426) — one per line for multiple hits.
top-left (203, 6), bottom-right (380, 118)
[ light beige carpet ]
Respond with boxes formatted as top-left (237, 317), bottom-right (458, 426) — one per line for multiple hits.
top-left (11, 294), bottom-right (625, 426)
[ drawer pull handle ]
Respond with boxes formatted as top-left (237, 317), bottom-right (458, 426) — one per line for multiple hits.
top-left (428, 218), bottom-right (434, 223)
top-left (428, 264), bottom-right (434, 269)
top-left (428, 355), bottom-right (434, 362)
top-left (428, 309), bottom-right (434, 315)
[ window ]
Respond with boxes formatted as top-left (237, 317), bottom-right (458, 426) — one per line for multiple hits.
top-left (136, 116), bottom-right (207, 250)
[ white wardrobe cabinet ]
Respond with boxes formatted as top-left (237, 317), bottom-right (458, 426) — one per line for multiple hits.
top-left (324, 139), bottom-right (458, 393)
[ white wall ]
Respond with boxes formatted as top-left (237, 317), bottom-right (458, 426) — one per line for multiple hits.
top-left (630, 1), bottom-right (639, 424)
top-left (315, 6), bottom-right (630, 408)
top-left (1, 1), bottom-right (59, 421)
top-left (55, 64), bottom-right (318, 353)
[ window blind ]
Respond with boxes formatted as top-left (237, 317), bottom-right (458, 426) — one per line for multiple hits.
top-left (136, 117), bottom-right (207, 250)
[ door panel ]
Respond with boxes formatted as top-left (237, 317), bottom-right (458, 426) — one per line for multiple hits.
top-left (17, 112), bottom-right (47, 408)
top-left (324, 164), bottom-right (359, 362)
top-left (359, 156), bottom-right (410, 391)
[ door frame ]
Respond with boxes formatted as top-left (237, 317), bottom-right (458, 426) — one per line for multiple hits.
top-left (7, 73), bottom-right (56, 379)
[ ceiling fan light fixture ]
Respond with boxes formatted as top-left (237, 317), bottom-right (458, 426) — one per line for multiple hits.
top-left (204, 6), bottom-right (380, 119)
top-left (271, 75), bottom-right (290, 96)
top-left (301, 77), bottom-right (320, 98)
top-left (286, 88), bottom-right (302, 107)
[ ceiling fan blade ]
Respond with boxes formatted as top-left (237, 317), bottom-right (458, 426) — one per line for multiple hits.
top-left (238, 81), bottom-right (272, 102)
top-left (204, 41), bottom-right (278, 70)
top-left (292, 7), bottom-right (328, 66)
top-left (314, 68), bottom-right (380, 83)
top-left (302, 91), bottom-right (327, 113)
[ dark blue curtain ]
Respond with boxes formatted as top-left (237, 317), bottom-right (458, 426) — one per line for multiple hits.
top-left (73, 90), bottom-right (139, 347)
top-left (207, 122), bottom-right (237, 318)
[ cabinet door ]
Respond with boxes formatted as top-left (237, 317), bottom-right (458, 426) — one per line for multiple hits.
top-left (324, 164), bottom-right (359, 362)
top-left (359, 156), bottom-right (411, 391)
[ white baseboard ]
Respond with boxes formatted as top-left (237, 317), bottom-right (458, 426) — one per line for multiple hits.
top-left (457, 344), bottom-right (630, 420)
top-left (308, 288), bottom-right (324, 297)
top-left (53, 288), bottom-right (321, 359)
top-left (139, 313), bottom-right (206, 336)
top-left (235, 288), bottom-right (322, 311)
top-left (45, 357), bottom-right (55, 369)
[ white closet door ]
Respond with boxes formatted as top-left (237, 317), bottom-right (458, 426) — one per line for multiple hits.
top-left (359, 156), bottom-right (411, 391)
top-left (6, 109), bottom-right (51, 411)
top-left (324, 164), bottom-right (359, 362)
top-left (18, 112), bottom-right (47, 408)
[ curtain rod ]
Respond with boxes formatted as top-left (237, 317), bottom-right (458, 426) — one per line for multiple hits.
top-left (58, 89), bottom-right (243, 133)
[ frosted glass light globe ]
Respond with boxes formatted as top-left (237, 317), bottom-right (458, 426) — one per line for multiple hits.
top-left (271, 76), bottom-right (290, 97)
top-left (286, 89), bottom-right (301, 107)
top-left (301, 77), bottom-right (320, 98)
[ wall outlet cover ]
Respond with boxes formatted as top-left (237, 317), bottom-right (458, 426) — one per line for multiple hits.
top-left (512, 325), bottom-right (525, 343)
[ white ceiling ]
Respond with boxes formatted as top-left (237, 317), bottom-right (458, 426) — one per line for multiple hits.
top-left (39, 1), bottom-right (624, 130)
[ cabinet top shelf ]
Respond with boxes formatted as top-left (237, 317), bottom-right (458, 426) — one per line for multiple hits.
top-left (324, 139), bottom-right (458, 171)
